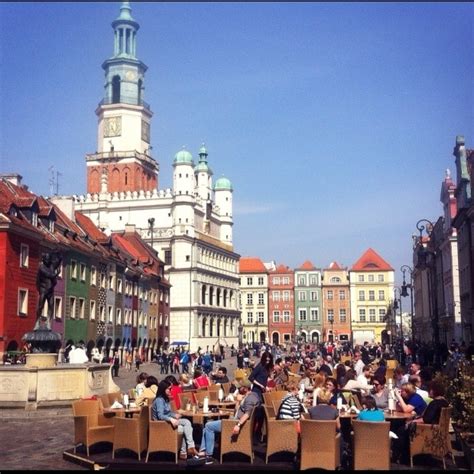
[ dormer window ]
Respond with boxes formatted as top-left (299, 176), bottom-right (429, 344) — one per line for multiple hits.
top-left (31, 212), bottom-right (38, 226)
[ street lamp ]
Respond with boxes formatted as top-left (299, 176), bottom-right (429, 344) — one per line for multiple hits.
top-left (393, 287), bottom-right (403, 362)
top-left (148, 217), bottom-right (155, 248)
top-left (237, 322), bottom-right (243, 349)
top-left (400, 265), bottom-right (414, 344)
top-left (328, 314), bottom-right (334, 342)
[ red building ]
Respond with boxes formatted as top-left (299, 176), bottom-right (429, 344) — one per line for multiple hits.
top-left (268, 264), bottom-right (294, 346)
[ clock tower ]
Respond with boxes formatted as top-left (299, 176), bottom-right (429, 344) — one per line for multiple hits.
top-left (86, 1), bottom-right (158, 194)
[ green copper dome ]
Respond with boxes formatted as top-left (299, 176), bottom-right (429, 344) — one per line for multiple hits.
top-left (214, 176), bottom-right (233, 191)
top-left (199, 144), bottom-right (208, 155)
top-left (174, 148), bottom-right (194, 165)
top-left (195, 161), bottom-right (213, 174)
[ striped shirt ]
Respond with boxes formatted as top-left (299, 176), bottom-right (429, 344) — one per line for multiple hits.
top-left (277, 393), bottom-right (302, 420)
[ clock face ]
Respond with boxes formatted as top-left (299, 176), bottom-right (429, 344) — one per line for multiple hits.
top-left (141, 120), bottom-right (150, 143)
top-left (104, 116), bottom-right (122, 137)
top-left (126, 70), bottom-right (137, 81)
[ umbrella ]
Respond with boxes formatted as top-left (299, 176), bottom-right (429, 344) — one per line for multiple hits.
top-left (170, 341), bottom-right (189, 346)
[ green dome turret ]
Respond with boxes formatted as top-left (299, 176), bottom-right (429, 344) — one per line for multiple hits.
top-left (214, 176), bottom-right (233, 191)
top-left (195, 142), bottom-right (213, 175)
top-left (173, 147), bottom-right (194, 165)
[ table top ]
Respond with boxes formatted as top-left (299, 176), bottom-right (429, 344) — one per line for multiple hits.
top-left (208, 400), bottom-right (236, 408)
top-left (103, 406), bottom-right (141, 415)
top-left (177, 409), bottom-right (231, 419)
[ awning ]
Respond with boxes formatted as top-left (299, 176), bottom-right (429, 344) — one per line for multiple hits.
top-left (170, 341), bottom-right (189, 346)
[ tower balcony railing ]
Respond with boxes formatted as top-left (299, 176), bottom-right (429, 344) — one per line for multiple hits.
top-left (86, 150), bottom-right (158, 169)
top-left (99, 96), bottom-right (150, 111)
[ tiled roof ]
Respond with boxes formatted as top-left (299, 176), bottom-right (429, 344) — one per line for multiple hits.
top-left (0, 179), bottom-right (37, 213)
top-left (326, 261), bottom-right (343, 270)
top-left (271, 264), bottom-right (293, 274)
top-left (239, 257), bottom-right (267, 273)
top-left (74, 212), bottom-right (108, 242)
top-left (351, 248), bottom-right (393, 271)
top-left (297, 260), bottom-right (316, 270)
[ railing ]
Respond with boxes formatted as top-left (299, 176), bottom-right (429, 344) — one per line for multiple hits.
top-left (99, 96), bottom-right (150, 111)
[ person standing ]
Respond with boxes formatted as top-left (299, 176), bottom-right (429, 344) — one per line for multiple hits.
top-left (111, 351), bottom-right (120, 377)
top-left (135, 352), bottom-right (142, 372)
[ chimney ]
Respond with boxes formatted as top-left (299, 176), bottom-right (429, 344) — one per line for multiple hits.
top-left (125, 223), bottom-right (136, 233)
top-left (1, 173), bottom-right (23, 186)
top-left (50, 196), bottom-right (75, 221)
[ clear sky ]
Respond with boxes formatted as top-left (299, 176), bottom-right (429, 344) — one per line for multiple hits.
top-left (1, 2), bottom-right (473, 287)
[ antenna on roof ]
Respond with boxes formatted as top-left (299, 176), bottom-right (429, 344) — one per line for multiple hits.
top-left (48, 166), bottom-right (63, 196)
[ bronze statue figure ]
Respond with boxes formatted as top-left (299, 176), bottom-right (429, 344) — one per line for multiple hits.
top-left (34, 252), bottom-right (62, 331)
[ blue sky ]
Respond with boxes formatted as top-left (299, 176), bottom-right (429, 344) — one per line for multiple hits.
top-left (1, 2), bottom-right (473, 286)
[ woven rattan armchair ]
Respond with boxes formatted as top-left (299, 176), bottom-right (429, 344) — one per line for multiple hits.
top-left (352, 420), bottom-right (391, 470)
top-left (220, 408), bottom-right (255, 464)
top-left (300, 419), bottom-right (340, 470)
top-left (72, 399), bottom-right (114, 456)
top-left (263, 390), bottom-right (286, 408)
top-left (112, 405), bottom-right (149, 460)
top-left (410, 406), bottom-right (454, 469)
top-left (146, 404), bottom-right (183, 463)
top-left (265, 418), bottom-right (299, 463)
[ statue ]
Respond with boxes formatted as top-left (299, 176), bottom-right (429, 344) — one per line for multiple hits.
top-left (22, 251), bottom-right (62, 354)
top-left (34, 252), bottom-right (62, 330)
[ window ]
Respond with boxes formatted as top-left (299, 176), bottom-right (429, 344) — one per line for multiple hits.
top-left (90, 300), bottom-right (96, 320)
top-left (247, 277), bottom-right (253, 286)
top-left (273, 311), bottom-right (280, 323)
top-left (327, 309), bottom-right (334, 323)
top-left (378, 274), bottom-right (384, 282)
top-left (164, 249), bottom-right (172, 265)
top-left (109, 274), bottom-right (115, 291)
top-left (369, 308), bottom-right (376, 322)
top-left (310, 291), bottom-right (318, 301)
top-left (20, 244), bottom-right (29, 268)
top-left (310, 308), bottom-right (319, 321)
top-left (54, 296), bottom-right (62, 319)
top-left (258, 277), bottom-right (264, 285)
top-left (359, 309), bottom-right (366, 322)
top-left (100, 272), bottom-right (106, 288)
top-left (378, 290), bottom-right (385, 301)
top-left (299, 308), bottom-right (307, 321)
top-left (327, 290), bottom-right (333, 300)
top-left (310, 275), bottom-right (318, 285)
top-left (298, 291), bottom-right (306, 302)
top-left (283, 311), bottom-right (290, 322)
top-left (116, 308), bottom-right (122, 325)
top-left (78, 298), bottom-right (85, 319)
top-left (258, 293), bottom-right (264, 305)
top-left (18, 289), bottom-right (28, 315)
top-left (71, 260), bottom-right (77, 279)
top-left (282, 291), bottom-right (290, 302)
top-left (339, 290), bottom-right (346, 300)
top-left (246, 293), bottom-right (253, 305)
top-left (282, 277), bottom-right (289, 285)
top-left (379, 309), bottom-right (386, 322)
top-left (330, 276), bottom-right (341, 283)
top-left (133, 310), bottom-right (138, 326)
top-left (80, 263), bottom-right (86, 282)
top-left (358, 274), bottom-right (364, 282)
top-left (339, 308), bottom-right (346, 322)
top-left (298, 276), bottom-right (306, 286)
top-left (272, 277), bottom-right (281, 285)
top-left (99, 305), bottom-right (105, 322)
top-left (247, 312), bottom-right (253, 324)
top-left (70, 297), bottom-right (77, 318)
top-left (273, 291), bottom-right (280, 302)
top-left (368, 274), bottom-right (374, 282)
top-left (257, 312), bottom-right (264, 323)
top-left (368, 290), bottom-right (375, 301)
top-left (91, 266), bottom-right (97, 285)
top-left (117, 278), bottom-right (123, 293)
top-left (358, 290), bottom-right (365, 301)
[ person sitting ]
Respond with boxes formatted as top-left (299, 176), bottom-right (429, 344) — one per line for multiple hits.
top-left (394, 382), bottom-right (427, 417)
top-left (135, 372), bottom-right (149, 397)
top-left (197, 378), bottom-right (260, 464)
top-left (414, 380), bottom-right (449, 424)
top-left (357, 395), bottom-right (385, 421)
top-left (165, 374), bottom-right (183, 409)
top-left (152, 380), bottom-right (199, 460)
top-left (136, 375), bottom-right (159, 407)
top-left (277, 380), bottom-right (304, 420)
top-left (210, 366), bottom-right (230, 384)
top-left (308, 388), bottom-right (341, 431)
top-left (371, 374), bottom-right (390, 410)
top-left (409, 374), bottom-right (430, 402)
top-left (193, 367), bottom-right (210, 389)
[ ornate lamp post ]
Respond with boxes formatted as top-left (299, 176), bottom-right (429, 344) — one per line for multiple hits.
top-left (393, 287), bottom-right (403, 362)
top-left (400, 265), bottom-right (414, 344)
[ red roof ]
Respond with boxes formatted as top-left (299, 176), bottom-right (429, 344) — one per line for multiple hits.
top-left (0, 179), bottom-right (37, 213)
top-left (351, 248), bottom-right (393, 271)
top-left (239, 257), bottom-right (267, 273)
top-left (297, 260), bottom-right (316, 270)
top-left (271, 264), bottom-right (293, 274)
top-left (75, 212), bottom-right (108, 242)
top-left (325, 261), bottom-right (344, 270)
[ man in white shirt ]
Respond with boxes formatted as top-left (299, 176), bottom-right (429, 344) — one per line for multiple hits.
top-left (353, 351), bottom-right (365, 377)
top-left (356, 365), bottom-right (373, 396)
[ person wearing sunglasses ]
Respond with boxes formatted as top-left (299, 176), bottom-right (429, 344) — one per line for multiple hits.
top-left (371, 374), bottom-right (389, 410)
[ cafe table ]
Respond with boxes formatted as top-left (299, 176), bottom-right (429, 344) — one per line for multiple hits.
top-left (103, 406), bottom-right (141, 418)
top-left (177, 408), bottom-right (231, 424)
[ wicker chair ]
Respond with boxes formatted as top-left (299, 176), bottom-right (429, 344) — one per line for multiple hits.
top-left (146, 404), bottom-right (183, 463)
top-left (352, 420), bottom-right (391, 470)
top-left (178, 392), bottom-right (195, 410)
top-left (410, 406), bottom-right (454, 469)
top-left (263, 390), bottom-right (287, 408)
top-left (265, 418), bottom-right (299, 463)
top-left (220, 408), bottom-right (255, 463)
top-left (300, 419), bottom-right (340, 470)
top-left (72, 399), bottom-right (114, 456)
top-left (112, 405), bottom-right (149, 460)
top-left (222, 382), bottom-right (231, 395)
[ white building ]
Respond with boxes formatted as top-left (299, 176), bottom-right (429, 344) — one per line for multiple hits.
top-left (63, 2), bottom-right (240, 352)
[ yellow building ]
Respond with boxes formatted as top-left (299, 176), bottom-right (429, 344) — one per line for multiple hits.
top-left (349, 248), bottom-right (394, 345)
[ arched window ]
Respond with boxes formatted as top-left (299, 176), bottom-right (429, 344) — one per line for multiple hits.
top-left (202, 318), bottom-right (206, 337)
top-left (137, 79), bottom-right (142, 105)
top-left (209, 287), bottom-right (214, 306)
top-left (201, 285), bottom-right (206, 305)
top-left (112, 75), bottom-right (121, 103)
top-left (209, 319), bottom-right (214, 337)
top-left (223, 290), bottom-right (227, 308)
top-left (216, 288), bottom-right (221, 307)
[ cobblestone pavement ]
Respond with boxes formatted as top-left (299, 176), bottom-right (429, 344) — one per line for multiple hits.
top-left (0, 357), bottom-right (470, 470)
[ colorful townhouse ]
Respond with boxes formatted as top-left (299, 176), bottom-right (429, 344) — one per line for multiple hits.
top-left (294, 261), bottom-right (323, 343)
top-left (321, 261), bottom-right (351, 343)
top-left (239, 257), bottom-right (268, 345)
top-left (268, 264), bottom-right (295, 346)
top-left (349, 248), bottom-right (394, 345)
